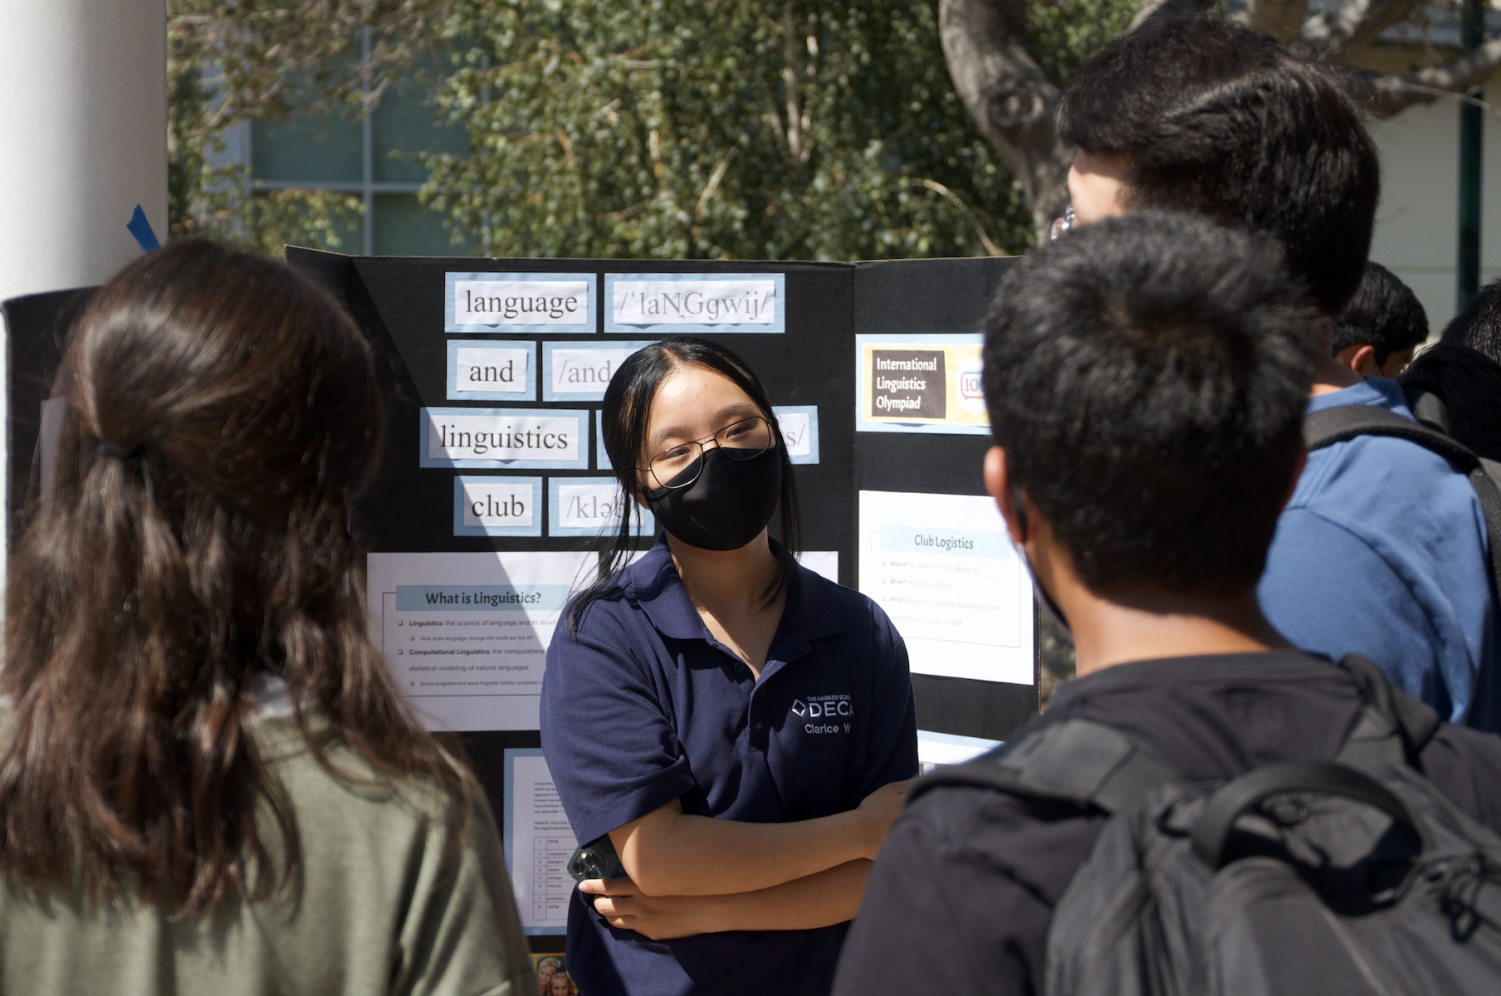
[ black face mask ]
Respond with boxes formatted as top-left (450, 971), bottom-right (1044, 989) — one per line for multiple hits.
top-left (644, 445), bottom-right (783, 551)
top-left (1012, 483), bottom-right (1071, 636)
top-left (1026, 552), bottom-right (1072, 637)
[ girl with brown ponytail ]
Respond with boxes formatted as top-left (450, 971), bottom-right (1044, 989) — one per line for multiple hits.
top-left (0, 241), bottom-right (533, 996)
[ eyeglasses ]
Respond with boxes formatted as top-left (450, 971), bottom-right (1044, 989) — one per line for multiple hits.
top-left (1049, 204), bottom-right (1075, 241)
top-left (640, 416), bottom-right (774, 490)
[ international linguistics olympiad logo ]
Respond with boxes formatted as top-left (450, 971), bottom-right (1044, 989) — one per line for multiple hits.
top-left (956, 356), bottom-right (987, 415)
top-left (792, 694), bottom-right (852, 734)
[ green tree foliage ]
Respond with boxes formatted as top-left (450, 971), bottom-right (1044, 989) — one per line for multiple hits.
top-left (421, 1), bottom-right (1037, 260)
top-left (167, 0), bottom-right (1138, 260)
top-left (1025, 0), bottom-right (1141, 86)
top-left (167, 0), bottom-right (453, 251)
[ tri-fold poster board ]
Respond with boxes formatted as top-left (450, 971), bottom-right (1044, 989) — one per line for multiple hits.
top-left (4, 250), bottom-right (1036, 948)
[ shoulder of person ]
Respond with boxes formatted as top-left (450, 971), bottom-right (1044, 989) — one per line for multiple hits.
top-left (251, 715), bottom-right (530, 996)
top-left (558, 575), bottom-right (654, 654)
top-left (1287, 437), bottom-right (1482, 557)
top-left (252, 711), bottom-right (471, 832)
top-left (1306, 383), bottom-right (1478, 487)
top-left (797, 565), bottom-right (891, 630)
top-left (899, 749), bottom-right (1108, 900)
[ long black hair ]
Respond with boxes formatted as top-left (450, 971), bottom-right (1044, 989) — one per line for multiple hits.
top-left (564, 336), bottom-right (802, 636)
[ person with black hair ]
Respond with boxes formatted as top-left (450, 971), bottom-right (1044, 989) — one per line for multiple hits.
top-left (1332, 262), bottom-right (1429, 377)
top-left (1400, 342), bottom-right (1501, 461)
top-left (1054, 14), bottom-right (1500, 732)
top-left (1442, 276), bottom-right (1501, 362)
top-left (1054, 15), bottom-right (1379, 318)
top-left (831, 211), bottom-right (1501, 996)
top-left (539, 337), bottom-right (917, 996)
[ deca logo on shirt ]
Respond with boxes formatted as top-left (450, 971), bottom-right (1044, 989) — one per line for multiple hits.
top-left (791, 694), bottom-right (853, 734)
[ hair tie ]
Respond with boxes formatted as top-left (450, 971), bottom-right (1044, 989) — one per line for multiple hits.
top-left (97, 442), bottom-right (144, 463)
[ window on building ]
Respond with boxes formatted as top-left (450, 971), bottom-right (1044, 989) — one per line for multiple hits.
top-left (228, 29), bottom-right (475, 257)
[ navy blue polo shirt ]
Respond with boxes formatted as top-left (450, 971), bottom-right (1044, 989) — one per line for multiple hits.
top-left (540, 536), bottom-right (918, 996)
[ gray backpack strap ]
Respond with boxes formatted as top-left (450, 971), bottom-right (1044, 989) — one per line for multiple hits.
top-left (1336, 653), bottom-right (1442, 768)
top-left (906, 719), bottom-right (1174, 815)
top-left (1304, 404), bottom-right (1478, 464)
top-left (1304, 405), bottom-right (1501, 624)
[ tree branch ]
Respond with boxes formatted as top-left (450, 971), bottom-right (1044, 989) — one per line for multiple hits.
top-left (1295, 0), bottom-right (1426, 62)
top-left (782, 0), bottom-right (806, 164)
top-left (1236, 0), bottom-right (1311, 45)
top-left (918, 179), bottom-right (1006, 255)
top-left (1126, 0), bottom-right (1216, 35)
top-left (938, 0), bottom-right (1069, 243)
top-left (1351, 36), bottom-right (1501, 118)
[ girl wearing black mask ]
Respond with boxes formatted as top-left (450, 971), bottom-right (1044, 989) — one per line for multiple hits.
top-left (540, 337), bottom-right (918, 996)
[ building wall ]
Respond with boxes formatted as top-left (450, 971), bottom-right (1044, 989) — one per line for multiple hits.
top-left (1367, 81), bottom-right (1501, 334)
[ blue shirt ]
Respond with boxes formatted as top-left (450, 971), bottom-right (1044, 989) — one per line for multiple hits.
top-left (1258, 377), bottom-right (1499, 728)
top-left (540, 537), bottom-right (918, 996)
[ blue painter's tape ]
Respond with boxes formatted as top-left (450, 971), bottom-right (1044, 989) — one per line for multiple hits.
top-left (127, 205), bottom-right (159, 252)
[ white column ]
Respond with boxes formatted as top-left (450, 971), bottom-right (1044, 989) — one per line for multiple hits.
top-left (0, 0), bottom-right (167, 592)
top-left (0, 0), bottom-right (166, 304)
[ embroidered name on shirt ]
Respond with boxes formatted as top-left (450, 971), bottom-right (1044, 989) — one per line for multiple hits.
top-left (791, 694), bottom-right (852, 733)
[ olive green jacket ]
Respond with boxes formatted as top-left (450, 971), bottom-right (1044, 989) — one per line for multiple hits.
top-left (0, 710), bottom-right (535, 996)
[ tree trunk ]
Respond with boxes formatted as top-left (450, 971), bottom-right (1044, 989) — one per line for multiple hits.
top-left (938, 0), bottom-right (1069, 245)
top-left (939, 0), bottom-right (1497, 244)
top-left (1237, 0), bottom-right (1312, 45)
top-left (1296, 0), bottom-right (1425, 62)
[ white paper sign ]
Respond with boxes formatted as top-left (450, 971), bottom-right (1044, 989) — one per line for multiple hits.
top-left (367, 551), bottom-right (595, 730)
top-left (858, 491), bottom-right (1034, 685)
top-left (453, 280), bottom-right (589, 326)
top-left (506, 751), bottom-right (578, 933)
top-left (779, 411), bottom-right (812, 458)
top-left (427, 414), bottom-right (581, 463)
top-left (460, 481), bottom-right (535, 528)
top-left (557, 483), bottom-right (631, 530)
top-left (613, 279), bottom-right (776, 325)
top-left (797, 551), bottom-right (839, 583)
top-left (454, 347), bottom-right (529, 394)
top-left (550, 348), bottom-right (637, 395)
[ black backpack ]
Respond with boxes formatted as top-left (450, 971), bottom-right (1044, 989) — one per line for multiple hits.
top-left (908, 656), bottom-right (1501, 996)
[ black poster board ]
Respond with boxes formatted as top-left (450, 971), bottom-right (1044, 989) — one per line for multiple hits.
top-left (852, 257), bottom-right (1039, 739)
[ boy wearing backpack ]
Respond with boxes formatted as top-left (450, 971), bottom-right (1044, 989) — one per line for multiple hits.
top-left (831, 211), bottom-right (1501, 996)
top-left (1054, 16), bottom-right (1499, 731)
top-left (1331, 262), bottom-right (1429, 379)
